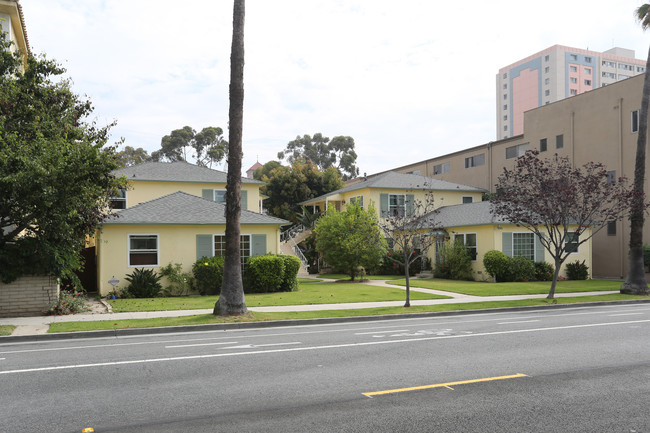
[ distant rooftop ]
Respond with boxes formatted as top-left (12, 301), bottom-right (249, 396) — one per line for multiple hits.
top-left (113, 161), bottom-right (264, 184)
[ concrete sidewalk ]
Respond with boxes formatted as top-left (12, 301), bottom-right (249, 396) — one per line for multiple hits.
top-left (0, 278), bottom-right (621, 337)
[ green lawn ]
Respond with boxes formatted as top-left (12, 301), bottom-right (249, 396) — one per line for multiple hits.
top-left (49, 293), bottom-right (649, 333)
top-left (107, 282), bottom-right (451, 313)
top-left (0, 325), bottom-right (15, 336)
top-left (390, 278), bottom-right (622, 296)
top-left (318, 274), bottom-right (404, 281)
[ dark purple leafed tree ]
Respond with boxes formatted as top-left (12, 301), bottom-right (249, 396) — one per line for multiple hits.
top-left (492, 150), bottom-right (641, 299)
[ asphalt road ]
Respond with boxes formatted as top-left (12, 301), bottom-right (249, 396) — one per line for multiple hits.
top-left (2, 303), bottom-right (650, 432)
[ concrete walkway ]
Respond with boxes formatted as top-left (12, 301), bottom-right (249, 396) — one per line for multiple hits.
top-left (0, 278), bottom-right (620, 337)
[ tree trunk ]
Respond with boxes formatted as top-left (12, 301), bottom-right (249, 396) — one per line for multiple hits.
top-left (404, 251), bottom-right (411, 307)
top-left (621, 43), bottom-right (650, 296)
top-left (547, 259), bottom-right (562, 299)
top-left (215, 0), bottom-right (248, 315)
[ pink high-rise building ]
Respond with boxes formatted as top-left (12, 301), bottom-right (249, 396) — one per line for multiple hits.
top-left (497, 45), bottom-right (646, 139)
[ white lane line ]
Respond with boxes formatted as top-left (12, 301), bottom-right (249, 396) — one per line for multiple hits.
top-left (355, 329), bottom-right (410, 335)
top-left (221, 342), bottom-right (302, 349)
top-left (608, 313), bottom-right (644, 317)
top-left (3, 319), bottom-right (650, 375)
top-left (165, 341), bottom-right (238, 349)
top-left (498, 320), bottom-right (540, 325)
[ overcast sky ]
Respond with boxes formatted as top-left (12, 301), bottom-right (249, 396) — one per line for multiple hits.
top-left (19, 0), bottom-right (650, 176)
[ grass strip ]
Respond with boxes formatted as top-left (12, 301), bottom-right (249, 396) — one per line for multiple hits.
top-left (49, 293), bottom-right (649, 333)
top-left (0, 325), bottom-right (16, 337)
top-left (318, 274), bottom-right (403, 281)
top-left (390, 278), bottom-right (623, 296)
top-left (108, 283), bottom-right (450, 313)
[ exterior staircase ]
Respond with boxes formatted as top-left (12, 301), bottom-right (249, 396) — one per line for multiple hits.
top-left (280, 224), bottom-right (312, 277)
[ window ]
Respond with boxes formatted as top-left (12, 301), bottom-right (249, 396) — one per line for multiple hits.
top-left (638, 66), bottom-right (646, 73)
top-left (504, 125), bottom-right (508, 131)
top-left (503, 115), bottom-right (508, 121)
top-left (513, 233), bottom-right (534, 261)
top-left (540, 138), bottom-right (547, 152)
top-left (570, 54), bottom-right (578, 61)
top-left (570, 77), bottom-right (577, 84)
top-left (213, 189), bottom-right (226, 203)
top-left (389, 194), bottom-right (405, 217)
top-left (607, 170), bottom-right (616, 185)
top-left (570, 65), bottom-right (577, 72)
top-left (607, 221), bottom-right (617, 236)
top-left (585, 79), bottom-right (591, 86)
top-left (545, 55), bottom-right (549, 61)
top-left (632, 110), bottom-right (640, 133)
top-left (619, 74), bottom-right (630, 80)
top-left (503, 83), bottom-right (507, 89)
top-left (570, 89), bottom-right (577, 96)
top-left (454, 233), bottom-right (477, 261)
top-left (465, 153), bottom-right (485, 168)
top-left (349, 195), bottom-right (364, 209)
top-left (620, 63), bottom-right (634, 71)
top-left (503, 94), bottom-right (507, 100)
top-left (433, 162), bottom-right (450, 175)
top-left (565, 231), bottom-right (579, 253)
top-left (545, 67), bottom-right (550, 73)
top-left (462, 196), bottom-right (473, 204)
top-left (556, 134), bottom-right (564, 149)
top-left (545, 78), bottom-right (550, 85)
top-left (214, 234), bottom-right (251, 268)
top-left (506, 143), bottom-right (529, 159)
top-left (503, 72), bottom-right (507, 79)
top-left (545, 89), bottom-right (550, 96)
top-left (584, 68), bottom-right (591, 75)
top-left (128, 234), bottom-right (159, 266)
top-left (408, 169), bottom-right (421, 175)
top-left (503, 104), bottom-right (508, 110)
top-left (603, 60), bottom-right (616, 68)
top-left (602, 72), bottom-right (616, 79)
top-left (110, 189), bottom-right (127, 209)
top-left (585, 56), bottom-right (592, 63)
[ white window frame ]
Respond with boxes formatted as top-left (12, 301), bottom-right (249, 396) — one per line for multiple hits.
top-left (512, 232), bottom-right (535, 261)
top-left (433, 162), bottom-right (450, 175)
top-left (462, 196), bottom-right (473, 204)
top-left (349, 195), bottom-right (364, 209)
top-left (213, 189), bottom-right (227, 203)
top-left (110, 189), bottom-right (128, 210)
top-left (128, 233), bottom-right (159, 267)
top-left (213, 233), bottom-right (251, 268)
top-left (565, 231), bottom-right (579, 254)
top-left (388, 194), bottom-right (406, 217)
top-left (454, 233), bottom-right (477, 261)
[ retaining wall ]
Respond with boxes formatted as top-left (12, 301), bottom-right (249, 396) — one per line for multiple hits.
top-left (0, 275), bottom-right (59, 317)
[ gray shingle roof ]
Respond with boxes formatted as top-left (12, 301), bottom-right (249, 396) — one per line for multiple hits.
top-left (113, 161), bottom-right (264, 185)
top-left (423, 201), bottom-right (510, 228)
top-left (103, 191), bottom-right (288, 226)
top-left (302, 171), bottom-right (486, 204)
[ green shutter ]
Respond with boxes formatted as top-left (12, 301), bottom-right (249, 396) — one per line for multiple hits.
top-left (502, 232), bottom-right (513, 257)
top-left (380, 193), bottom-right (388, 217)
top-left (241, 190), bottom-right (248, 211)
top-left (535, 233), bottom-right (545, 262)
top-left (251, 234), bottom-right (266, 256)
top-left (196, 234), bottom-right (213, 259)
top-left (406, 194), bottom-right (415, 218)
top-left (202, 189), bottom-right (214, 201)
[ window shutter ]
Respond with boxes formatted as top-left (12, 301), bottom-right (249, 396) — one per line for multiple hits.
top-left (251, 234), bottom-right (267, 256)
top-left (380, 194), bottom-right (388, 217)
top-left (241, 190), bottom-right (248, 211)
top-left (406, 194), bottom-right (415, 218)
top-left (196, 234), bottom-right (213, 260)
top-left (502, 232), bottom-right (513, 257)
top-left (202, 189), bottom-right (214, 201)
top-left (535, 233), bottom-right (545, 262)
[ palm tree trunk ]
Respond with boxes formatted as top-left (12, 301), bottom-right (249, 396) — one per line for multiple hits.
top-left (621, 43), bottom-right (650, 295)
top-left (215, 0), bottom-right (248, 315)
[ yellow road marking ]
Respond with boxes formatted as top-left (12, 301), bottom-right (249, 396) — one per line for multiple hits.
top-left (363, 373), bottom-right (528, 397)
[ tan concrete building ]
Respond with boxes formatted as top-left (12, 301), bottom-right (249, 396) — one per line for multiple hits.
top-left (369, 73), bottom-right (650, 279)
top-left (0, 0), bottom-right (29, 58)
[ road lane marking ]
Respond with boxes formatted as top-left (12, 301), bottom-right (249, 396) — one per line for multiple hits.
top-left (3, 319), bottom-right (650, 375)
top-left (363, 373), bottom-right (528, 397)
top-left (165, 341), bottom-right (238, 349)
top-left (498, 320), bottom-right (540, 325)
top-left (220, 342), bottom-right (302, 349)
top-left (608, 313), bottom-right (644, 317)
top-left (355, 329), bottom-right (410, 335)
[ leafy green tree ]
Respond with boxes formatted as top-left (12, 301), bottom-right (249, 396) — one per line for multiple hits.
top-left (152, 125), bottom-right (228, 168)
top-left (260, 159), bottom-right (344, 223)
top-left (277, 133), bottom-right (359, 180)
top-left (0, 31), bottom-right (126, 283)
top-left (314, 203), bottom-right (387, 280)
top-left (621, 4), bottom-right (650, 295)
top-left (215, 0), bottom-right (247, 316)
top-left (115, 146), bottom-right (151, 167)
top-left (252, 160), bottom-right (282, 181)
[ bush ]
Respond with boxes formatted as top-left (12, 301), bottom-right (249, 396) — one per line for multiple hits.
top-left (245, 255), bottom-right (285, 293)
top-left (534, 261), bottom-right (554, 281)
top-left (483, 250), bottom-right (509, 282)
top-left (45, 290), bottom-right (90, 315)
top-left (508, 256), bottom-right (536, 282)
top-left (124, 268), bottom-right (163, 298)
top-left (279, 255), bottom-right (301, 292)
top-left (566, 260), bottom-right (589, 280)
top-left (434, 241), bottom-right (473, 281)
top-left (374, 251), bottom-right (432, 276)
top-left (192, 256), bottom-right (225, 295)
top-left (159, 263), bottom-right (195, 297)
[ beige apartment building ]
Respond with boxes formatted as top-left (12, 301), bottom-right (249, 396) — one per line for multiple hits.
top-left (0, 0), bottom-right (29, 57)
top-left (372, 73), bottom-right (649, 279)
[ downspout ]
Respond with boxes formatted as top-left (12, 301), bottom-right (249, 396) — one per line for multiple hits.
top-left (571, 111), bottom-right (576, 168)
top-left (619, 98), bottom-right (625, 278)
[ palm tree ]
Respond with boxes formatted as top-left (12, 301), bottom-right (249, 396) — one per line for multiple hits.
top-left (215, 0), bottom-right (248, 315)
top-left (621, 4), bottom-right (650, 295)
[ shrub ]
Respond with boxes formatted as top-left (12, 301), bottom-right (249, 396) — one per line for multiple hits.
top-left (159, 263), bottom-right (195, 297)
top-left (192, 256), bottom-right (225, 295)
top-left (534, 262), bottom-right (554, 281)
top-left (46, 290), bottom-right (90, 315)
top-left (483, 250), bottom-right (509, 282)
top-left (124, 268), bottom-right (163, 298)
top-left (279, 255), bottom-right (301, 292)
top-left (566, 259), bottom-right (589, 280)
top-left (508, 256), bottom-right (536, 282)
top-left (374, 251), bottom-right (432, 276)
top-left (245, 255), bottom-right (285, 293)
top-left (434, 241), bottom-right (473, 281)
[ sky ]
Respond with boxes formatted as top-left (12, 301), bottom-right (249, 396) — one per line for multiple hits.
top-left (18, 0), bottom-right (650, 176)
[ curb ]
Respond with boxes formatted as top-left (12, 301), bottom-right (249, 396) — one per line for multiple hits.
top-left (2, 298), bottom-right (650, 344)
